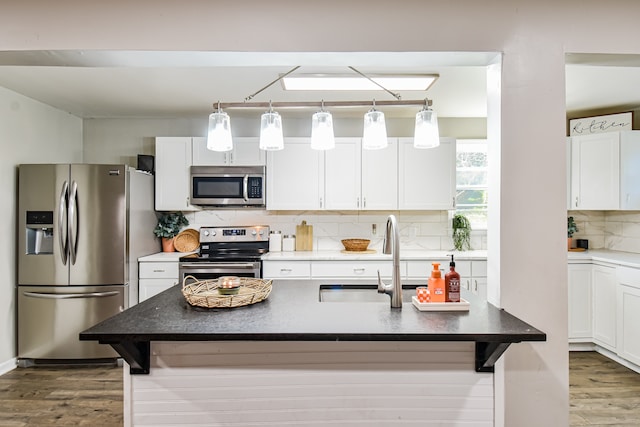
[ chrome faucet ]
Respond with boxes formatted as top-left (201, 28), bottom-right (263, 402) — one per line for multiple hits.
top-left (377, 214), bottom-right (403, 308)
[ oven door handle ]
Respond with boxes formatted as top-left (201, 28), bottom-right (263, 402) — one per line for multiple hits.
top-left (180, 262), bottom-right (258, 269)
top-left (243, 174), bottom-right (249, 202)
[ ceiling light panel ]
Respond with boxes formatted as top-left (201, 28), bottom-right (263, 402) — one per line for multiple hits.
top-left (282, 75), bottom-right (438, 91)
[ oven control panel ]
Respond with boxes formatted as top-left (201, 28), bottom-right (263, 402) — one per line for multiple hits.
top-left (199, 225), bottom-right (270, 243)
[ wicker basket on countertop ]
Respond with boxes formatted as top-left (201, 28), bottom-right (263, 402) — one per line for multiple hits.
top-left (182, 275), bottom-right (273, 308)
top-left (174, 229), bottom-right (200, 252)
top-left (341, 239), bottom-right (371, 252)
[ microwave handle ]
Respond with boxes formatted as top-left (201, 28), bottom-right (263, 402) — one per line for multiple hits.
top-left (243, 174), bottom-right (249, 202)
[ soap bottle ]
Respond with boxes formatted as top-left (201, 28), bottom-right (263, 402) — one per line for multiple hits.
top-left (445, 254), bottom-right (461, 303)
top-left (428, 262), bottom-right (447, 303)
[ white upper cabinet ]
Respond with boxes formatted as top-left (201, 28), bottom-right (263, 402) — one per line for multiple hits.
top-left (361, 138), bottom-right (398, 210)
top-left (398, 137), bottom-right (456, 210)
top-left (570, 132), bottom-right (620, 210)
top-left (324, 138), bottom-right (361, 210)
top-left (192, 137), bottom-right (264, 166)
top-left (266, 138), bottom-right (324, 210)
top-left (570, 131), bottom-right (640, 210)
top-left (155, 137), bottom-right (198, 211)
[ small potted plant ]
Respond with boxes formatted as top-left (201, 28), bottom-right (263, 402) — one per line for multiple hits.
top-left (154, 212), bottom-right (189, 252)
top-left (452, 213), bottom-right (472, 251)
top-left (567, 216), bottom-right (578, 250)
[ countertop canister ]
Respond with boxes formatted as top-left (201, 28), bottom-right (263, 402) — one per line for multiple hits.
top-left (282, 235), bottom-right (296, 252)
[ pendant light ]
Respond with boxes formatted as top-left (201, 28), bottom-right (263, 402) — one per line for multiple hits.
top-left (413, 99), bottom-right (440, 149)
top-left (206, 102), bottom-right (233, 152)
top-left (310, 101), bottom-right (335, 150)
top-left (259, 101), bottom-right (284, 151)
top-left (362, 100), bottom-right (388, 150)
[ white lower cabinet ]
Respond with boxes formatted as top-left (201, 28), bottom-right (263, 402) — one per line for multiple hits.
top-left (568, 263), bottom-right (593, 341)
top-left (616, 267), bottom-right (640, 366)
top-left (592, 264), bottom-right (617, 351)
top-left (311, 261), bottom-right (395, 280)
top-left (139, 261), bottom-right (179, 302)
top-left (262, 261), bottom-right (311, 280)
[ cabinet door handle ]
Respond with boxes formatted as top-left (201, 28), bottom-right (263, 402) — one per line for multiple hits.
top-left (357, 197), bottom-right (360, 208)
top-left (363, 197), bottom-right (367, 208)
top-left (353, 268), bottom-right (366, 274)
top-left (320, 197), bottom-right (323, 209)
top-left (229, 153), bottom-right (234, 164)
top-left (474, 280), bottom-right (478, 292)
top-left (575, 196), bottom-right (579, 208)
top-left (280, 268), bottom-right (292, 273)
top-left (452, 197), bottom-right (456, 208)
top-left (152, 269), bottom-right (166, 273)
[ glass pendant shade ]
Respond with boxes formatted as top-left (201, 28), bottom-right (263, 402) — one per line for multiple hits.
top-left (206, 110), bottom-right (233, 152)
top-left (310, 111), bottom-right (335, 150)
top-left (259, 111), bottom-right (284, 151)
top-left (413, 109), bottom-right (440, 149)
top-left (362, 109), bottom-right (388, 150)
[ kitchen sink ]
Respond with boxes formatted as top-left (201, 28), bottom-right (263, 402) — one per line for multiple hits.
top-left (318, 284), bottom-right (420, 303)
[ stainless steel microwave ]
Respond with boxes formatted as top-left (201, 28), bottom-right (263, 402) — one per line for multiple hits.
top-left (190, 166), bottom-right (266, 207)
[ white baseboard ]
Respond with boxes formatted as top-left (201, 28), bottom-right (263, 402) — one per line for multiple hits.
top-left (0, 358), bottom-right (17, 376)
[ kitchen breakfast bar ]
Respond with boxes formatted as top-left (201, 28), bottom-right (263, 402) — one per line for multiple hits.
top-left (81, 280), bottom-right (545, 426)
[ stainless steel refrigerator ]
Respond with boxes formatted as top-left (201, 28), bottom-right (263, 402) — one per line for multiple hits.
top-left (17, 164), bottom-right (158, 361)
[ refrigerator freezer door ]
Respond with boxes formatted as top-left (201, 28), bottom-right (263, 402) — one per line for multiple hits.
top-left (17, 285), bottom-right (126, 359)
top-left (18, 164), bottom-right (71, 286)
top-left (69, 164), bottom-right (127, 286)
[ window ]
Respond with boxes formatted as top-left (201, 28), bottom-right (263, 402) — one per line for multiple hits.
top-left (456, 139), bottom-right (488, 229)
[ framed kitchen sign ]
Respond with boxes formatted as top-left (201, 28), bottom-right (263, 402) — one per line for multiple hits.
top-left (569, 112), bottom-right (633, 136)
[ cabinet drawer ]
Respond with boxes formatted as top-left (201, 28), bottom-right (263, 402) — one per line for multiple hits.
top-left (311, 261), bottom-right (395, 279)
top-left (472, 261), bottom-right (487, 277)
top-left (406, 260), bottom-right (470, 278)
top-left (263, 261), bottom-right (311, 279)
top-left (139, 262), bottom-right (179, 279)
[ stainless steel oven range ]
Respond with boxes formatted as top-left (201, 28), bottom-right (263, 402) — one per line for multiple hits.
top-left (179, 225), bottom-right (269, 283)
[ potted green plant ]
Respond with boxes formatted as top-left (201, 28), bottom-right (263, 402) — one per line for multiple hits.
top-left (567, 216), bottom-right (578, 250)
top-left (154, 212), bottom-right (189, 252)
top-left (452, 213), bottom-right (472, 251)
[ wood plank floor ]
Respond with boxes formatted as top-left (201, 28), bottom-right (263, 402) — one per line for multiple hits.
top-left (570, 352), bottom-right (640, 426)
top-left (0, 363), bottom-right (123, 426)
top-left (0, 352), bottom-right (638, 426)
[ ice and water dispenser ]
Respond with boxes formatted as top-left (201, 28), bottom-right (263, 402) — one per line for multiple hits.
top-left (25, 211), bottom-right (54, 255)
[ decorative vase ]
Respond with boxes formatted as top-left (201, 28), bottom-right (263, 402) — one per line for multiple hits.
top-left (162, 237), bottom-right (175, 252)
top-left (567, 237), bottom-right (572, 251)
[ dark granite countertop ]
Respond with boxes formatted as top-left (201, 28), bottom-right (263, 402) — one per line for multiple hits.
top-left (80, 280), bottom-right (545, 374)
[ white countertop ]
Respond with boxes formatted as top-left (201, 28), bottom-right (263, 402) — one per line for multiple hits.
top-left (568, 249), bottom-right (640, 268)
top-left (262, 249), bottom-right (488, 261)
top-left (138, 252), bottom-right (194, 262)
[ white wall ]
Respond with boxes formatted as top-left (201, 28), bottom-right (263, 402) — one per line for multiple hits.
top-left (0, 86), bottom-right (82, 371)
top-left (5, 1), bottom-right (640, 425)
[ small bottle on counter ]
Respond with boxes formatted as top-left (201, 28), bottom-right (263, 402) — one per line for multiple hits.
top-left (282, 234), bottom-right (296, 251)
top-left (445, 254), bottom-right (461, 303)
top-left (269, 231), bottom-right (282, 252)
top-left (428, 262), bottom-right (447, 303)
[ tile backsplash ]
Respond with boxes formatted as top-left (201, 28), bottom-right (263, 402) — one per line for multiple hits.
top-left (569, 210), bottom-right (640, 253)
top-left (184, 210), bottom-right (487, 252)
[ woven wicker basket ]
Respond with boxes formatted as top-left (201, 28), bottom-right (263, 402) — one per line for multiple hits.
top-left (182, 275), bottom-right (273, 308)
top-left (341, 239), bottom-right (371, 252)
top-left (174, 229), bottom-right (200, 252)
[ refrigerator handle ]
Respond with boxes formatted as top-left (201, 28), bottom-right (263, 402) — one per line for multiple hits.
top-left (58, 181), bottom-right (69, 265)
top-left (68, 180), bottom-right (79, 265)
top-left (22, 290), bottom-right (120, 299)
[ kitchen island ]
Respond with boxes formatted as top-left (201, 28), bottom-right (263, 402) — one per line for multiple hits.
top-left (81, 280), bottom-right (544, 426)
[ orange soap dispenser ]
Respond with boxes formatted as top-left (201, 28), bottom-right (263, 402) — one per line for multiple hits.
top-left (428, 262), bottom-right (447, 302)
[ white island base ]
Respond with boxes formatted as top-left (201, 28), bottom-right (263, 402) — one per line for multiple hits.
top-left (123, 341), bottom-right (494, 426)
